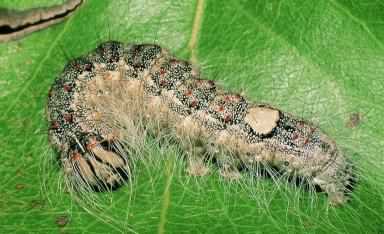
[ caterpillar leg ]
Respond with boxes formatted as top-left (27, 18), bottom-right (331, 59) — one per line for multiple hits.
top-left (186, 154), bottom-right (210, 177)
top-left (178, 134), bottom-right (210, 177)
top-left (204, 139), bottom-right (242, 180)
top-left (218, 163), bottom-right (242, 180)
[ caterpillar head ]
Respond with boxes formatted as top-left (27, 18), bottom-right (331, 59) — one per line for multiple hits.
top-left (62, 134), bottom-right (131, 192)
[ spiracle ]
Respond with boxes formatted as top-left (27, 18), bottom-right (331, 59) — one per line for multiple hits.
top-left (47, 41), bottom-right (355, 205)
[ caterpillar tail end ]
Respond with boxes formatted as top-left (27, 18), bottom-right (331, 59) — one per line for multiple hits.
top-left (314, 158), bottom-right (355, 206)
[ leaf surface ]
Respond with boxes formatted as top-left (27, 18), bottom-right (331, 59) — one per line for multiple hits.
top-left (0, 0), bottom-right (383, 233)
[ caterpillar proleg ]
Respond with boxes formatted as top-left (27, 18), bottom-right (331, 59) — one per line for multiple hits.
top-left (47, 41), bottom-right (355, 205)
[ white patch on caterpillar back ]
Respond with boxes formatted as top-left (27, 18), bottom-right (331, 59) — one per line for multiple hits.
top-left (244, 106), bottom-right (279, 134)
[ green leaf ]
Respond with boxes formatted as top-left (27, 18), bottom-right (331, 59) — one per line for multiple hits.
top-left (0, 0), bottom-right (383, 233)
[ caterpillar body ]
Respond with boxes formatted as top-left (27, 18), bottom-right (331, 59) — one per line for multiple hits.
top-left (47, 41), bottom-right (354, 205)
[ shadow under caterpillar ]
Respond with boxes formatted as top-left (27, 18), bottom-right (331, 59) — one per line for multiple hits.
top-left (47, 41), bottom-right (355, 205)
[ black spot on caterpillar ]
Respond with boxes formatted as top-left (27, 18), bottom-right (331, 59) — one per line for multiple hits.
top-left (47, 41), bottom-right (355, 205)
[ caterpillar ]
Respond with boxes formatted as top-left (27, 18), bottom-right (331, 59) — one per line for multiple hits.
top-left (47, 41), bottom-right (354, 205)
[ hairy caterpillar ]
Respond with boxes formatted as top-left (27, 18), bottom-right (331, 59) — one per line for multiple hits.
top-left (47, 41), bottom-right (354, 205)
